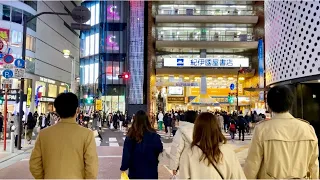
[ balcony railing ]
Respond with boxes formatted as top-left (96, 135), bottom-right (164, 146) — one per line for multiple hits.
top-left (156, 9), bottom-right (255, 16)
top-left (157, 34), bottom-right (254, 42)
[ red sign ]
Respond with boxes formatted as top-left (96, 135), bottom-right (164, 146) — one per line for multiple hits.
top-left (0, 39), bottom-right (3, 51)
top-left (0, 28), bottom-right (10, 42)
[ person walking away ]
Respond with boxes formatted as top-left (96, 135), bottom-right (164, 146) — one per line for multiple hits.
top-left (218, 113), bottom-right (224, 131)
top-left (33, 111), bottom-right (39, 127)
top-left (119, 112), bottom-right (125, 131)
top-left (223, 112), bottom-right (230, 133)
top-left (171, 116), bottom-right (177, 136)
top-left (14, 113), bottom-right (20, 148)
top-left (166, 114), bottom-right (173, 139)
top-left (0, 113), bottom-right (3, 140)
top-left (169, 111), bottom-right (197, 175)
top-left (120, 110), bottom-right (163, 179)
top-left (29, 93), bottom-right (98, 179)
top-left (92, 111), bottom-right (103, 141)
top-left (26, 112), bottom-right (36, 144)
top-left (244, 85), bottom-right (319, 179)
top-left (229, 119), bottom-right (236, 140)
top-left (237, 111), bottom-right (246, 141)
top-left (157, 111), bottom-right (164, 131)
top-left (179, 112), bottom-right (246, 179)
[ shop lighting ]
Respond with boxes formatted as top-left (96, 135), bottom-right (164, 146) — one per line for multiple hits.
top-left (163, 76), bottom-right (169, 80)
top-left (218, 77), bottom-right (223, 80)
top-left (228, 77), bottom-right (234, 80)
top-left (174, 76), bottom-right (179, 79)
top-left (318, 80), bottom-right (320, 82)
top-left (161, 27), bottom-right (196, 30)
top-left (211, 5), bottom-right (247, 8)
top-left (159, 5), bottom-right (196, 8)
top-left (239, 77), bottom-right (245, 80)
top-left (184, 77), bottom-right (189, 80)
top-left (207, 77), bottom-right (212, 80)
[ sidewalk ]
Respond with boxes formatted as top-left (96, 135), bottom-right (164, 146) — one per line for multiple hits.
top-left (0, 139), bottom-right (34, 163)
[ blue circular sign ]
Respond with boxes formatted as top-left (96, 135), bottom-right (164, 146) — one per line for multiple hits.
top-left (3, 54), bottom-right (14, 64)
top-left (2, 69), bottom-right (14, 79)
top-left (14, 59), bottom-right (25, 68)
top-left (230, 83), bottom-right (235, 90)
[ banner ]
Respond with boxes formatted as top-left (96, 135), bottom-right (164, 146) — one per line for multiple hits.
top-left (27, 87), bottom-right (32, 107)
top-left (0, 28), bottom-right (10, 42)
top-left (258, 39), bottom-right (264, 101)
top-left (95, 99), bottom-right (102, 111)
top-left (163, 58), bottom-right (249, 68)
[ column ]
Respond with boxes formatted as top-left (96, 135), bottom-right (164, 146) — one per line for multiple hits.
top-left (30, 79), bottom-right (36, 113)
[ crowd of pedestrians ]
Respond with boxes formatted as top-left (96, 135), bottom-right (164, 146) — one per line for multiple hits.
top-left (27, 85), bottom-right (319, 179)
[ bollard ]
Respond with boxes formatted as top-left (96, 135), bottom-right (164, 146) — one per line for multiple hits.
top-left (10, 131), bottom-right (14, 153)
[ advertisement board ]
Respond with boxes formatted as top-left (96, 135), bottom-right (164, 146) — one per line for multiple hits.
top-left (163, 58), bottom-right (249, 68)
top-left (0, 28), bottom-right (10, 42)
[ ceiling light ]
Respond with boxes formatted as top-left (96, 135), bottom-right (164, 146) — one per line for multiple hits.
top-left (163, 76), bottom-right (168, 80)
top-left (218, 77), bottom-right (223, 80)
top-left (184, 77), bottom-right (189, 80)
top-left (318, 80), bottom-right (320, 82)
top-left (228, 77), bottom-right (234, 80)
top-left (207, 77), bottom-right (212, 80)
top-left (239, 77), bottom-right (245, 81)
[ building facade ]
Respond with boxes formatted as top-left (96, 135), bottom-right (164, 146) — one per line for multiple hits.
top-left (0, 1), bottom-right (80, 114)
top-left (79, 1), bottom-right (147, 114)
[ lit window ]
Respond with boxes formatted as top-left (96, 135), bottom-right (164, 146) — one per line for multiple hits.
top-left (86, 3), bottom-right (99, 26)
top-left (26, 35), bottom-right (36, 52)
top-left (84, 33), bottom-right (99, 56)
top-left (84, 63), bottom-right (99, 84)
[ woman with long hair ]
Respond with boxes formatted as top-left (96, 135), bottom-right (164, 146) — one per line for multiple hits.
top-left (179, 112), bottom-right (246, 179)
top-left (120, 110), bottom-right (163, 179)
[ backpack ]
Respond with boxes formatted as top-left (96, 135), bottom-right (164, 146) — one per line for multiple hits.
top-left (230, 123), bottom-right (236, 132)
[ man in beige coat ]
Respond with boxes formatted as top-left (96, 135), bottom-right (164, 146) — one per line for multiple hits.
top-left (29, 93), bottom-right (98, 179)
top-left (244, 85), bottom-right (319, 179)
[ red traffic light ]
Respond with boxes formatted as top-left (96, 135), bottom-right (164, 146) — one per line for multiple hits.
top-left (124, 74), bottom-right (129, 79)
top-left (118, 72), bottom-right (130, 79)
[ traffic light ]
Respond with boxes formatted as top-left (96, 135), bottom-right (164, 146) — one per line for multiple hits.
top-left (85, 96), bottom-right (94, 104)
top-left (228, 93), bottom-right (234, 104)
top-left (118, 72), bottom-right (130, 80)
top-left (0, 94), bottom-right (3, 105)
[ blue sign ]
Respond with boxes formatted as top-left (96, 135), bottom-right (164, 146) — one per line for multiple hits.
top-left (258, 39), bottom-right (264, 101)
top-left (2, 69), bottom-right (13, 78)
top-left (230, 83), bottom-right (235, 90)
top-left (177, 58), bottom-right (184, 66)
top-left (3, 54), bottom-right (14, 64)
top-left (0, 53), bottom-right (3, 59)
top-left (14, 59), bottom-right (25, 68)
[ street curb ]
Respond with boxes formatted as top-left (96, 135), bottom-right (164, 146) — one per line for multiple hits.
top-left (0, 147), bottom-right (33, 164)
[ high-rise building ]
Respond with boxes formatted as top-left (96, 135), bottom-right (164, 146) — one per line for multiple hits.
top-left (79, 1), bottom-right (147, 114)
top-left (0, 1), bottom-right (80, 114)
top-left (147, 1), bottom-right (265, 113)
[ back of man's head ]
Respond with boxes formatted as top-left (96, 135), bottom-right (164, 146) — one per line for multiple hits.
top-left (267, 85), bottom-right (294, 113)
top-left (54, 93), bottom-right (78, 119)
top-left (183, 111), bottom-right (198, 123)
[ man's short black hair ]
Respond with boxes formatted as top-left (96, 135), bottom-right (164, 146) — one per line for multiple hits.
top-left (267, 85), bottom-right (294, 113)
top-left (54, 93), bottom-right (78, 118)
top-left (183, 111), bottom-right (198, 124)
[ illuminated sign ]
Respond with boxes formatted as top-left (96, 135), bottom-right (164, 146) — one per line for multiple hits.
top-left (163, 58), bottom-right (249, 68)
top-left (107, 5), bottom-right (120, 21)
top-left (40, 77), bottom-right (56, 84)
top-left (0, 28), bottom-right (10, 42)
top-left (167, 97), bottom-right (185, 103)
top-left (106, 35), bottom-right (119, 51)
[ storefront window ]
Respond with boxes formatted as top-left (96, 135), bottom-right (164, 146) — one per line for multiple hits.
top-left (59, 86), bottom-right (67, 94)
top-left (1, 4), bottom-right (11, 21)
top-left (48, 84), bottom-right (57, 98)
top-left (104, 95), bottom-right (125, 113)
top-left (11, 30), bottom-right (22, 46)
top-left (11, 7), bottom-right (22, 24)
top-left (26, 35), bottom-right (36, 52)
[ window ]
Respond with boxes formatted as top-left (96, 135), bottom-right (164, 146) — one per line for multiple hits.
top-left (86, 2), bottom-right (99, 26)
top-left (11, 30), bottom-right (22, 46)
top-left (12, 7), bottom-right (22, 24)
top-left (26, 35), bottom-right (36, 52)
top-left (84, 63), bottom-right (99, 84)
top-left (84, 33), bottom-right (99, 56)
top-left (25, 56), bottom-right (35, 73)
top-left (23, 1), bottom-right (37, 11)
top-left (1, 5), bottom-right (11, 21)
top-left (24, 12), bottom-right (37, 32)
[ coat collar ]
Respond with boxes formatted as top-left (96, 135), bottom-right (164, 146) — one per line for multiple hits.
top-left (271, 112), bottom-right (295, 119)
top-left (59, 117), bottom-right (77, 124)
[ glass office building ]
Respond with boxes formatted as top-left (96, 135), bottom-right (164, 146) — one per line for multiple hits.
top-left (80, 1), bottom-right (145, 113)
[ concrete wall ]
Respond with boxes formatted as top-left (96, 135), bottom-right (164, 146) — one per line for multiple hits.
top-left (35, 1), bottom-right (80, 83)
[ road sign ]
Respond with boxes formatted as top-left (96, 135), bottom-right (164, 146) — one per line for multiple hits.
top-left (14, 59), bottom-right (25, 68)
top-left (14, 68), bottom-right (25, 78)
top-left (71, 6), bottom-right (91, 23)
top-left (2, 69), bottom-right (14, 78)
top-left (3, 54), bottom-right (14, 64)
top-left (2, 79), bottom-right (13, 85)
top-left (3, 64), bottom-right (14, 69)
top-left (0, 53), bottom-right (4, 59)
top-left (230, 83), bottom-right (235, 90)
top-left (0, 39), bottom-right (3, 51)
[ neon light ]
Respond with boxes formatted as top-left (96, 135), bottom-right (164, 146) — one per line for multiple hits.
top-left (106, 35), bottom-right (119, 51)
top-left (107, 5), bottom-right (120, 21)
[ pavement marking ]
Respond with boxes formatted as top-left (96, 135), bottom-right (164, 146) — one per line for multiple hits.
top-left (98, 155), bottom-right (122, 158)
top-left (109, 142), bottom-right (119, 147)
top-left (109, 137), bottom-right (117, 142)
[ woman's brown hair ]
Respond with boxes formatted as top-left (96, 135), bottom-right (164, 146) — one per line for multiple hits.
top-left (191, 112), bottom-right (227, 166)
top-left (127, 110), bottom-right (155, 143)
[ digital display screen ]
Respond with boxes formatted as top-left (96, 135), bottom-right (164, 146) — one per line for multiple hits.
top-left (168, 86), bottom-right (183, 95)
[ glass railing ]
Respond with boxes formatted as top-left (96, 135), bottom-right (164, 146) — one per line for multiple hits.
top-left (156, 9), bottom-right (255, 16)
top-left (156, 34), bottom-right (254, 41)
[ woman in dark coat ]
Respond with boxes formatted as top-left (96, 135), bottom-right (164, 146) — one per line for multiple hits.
top-left (120, 110), bottom-right (163, 179)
